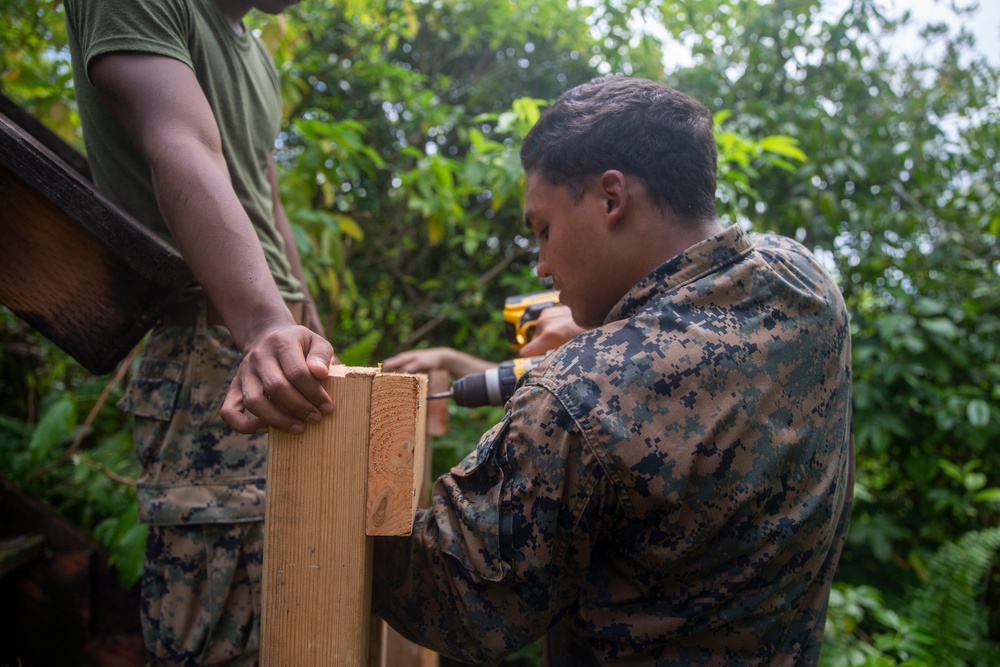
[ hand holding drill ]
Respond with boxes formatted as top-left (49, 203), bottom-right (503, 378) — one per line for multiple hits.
top-left (382, 290), bottom-right (584, 407)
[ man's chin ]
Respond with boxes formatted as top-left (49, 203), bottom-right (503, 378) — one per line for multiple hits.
top-left (566, 303), bottom-right (604, 330)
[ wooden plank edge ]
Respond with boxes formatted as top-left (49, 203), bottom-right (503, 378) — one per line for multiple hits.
top-left (0, 113), bottom-right (192, 288)
top-left (366, 372), bottom-right (428, 537)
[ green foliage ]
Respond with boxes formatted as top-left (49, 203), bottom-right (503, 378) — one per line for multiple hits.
top-left (268, 0), bottom-right (806, 366)
top-left (908, 528), bottom-right (1000, 666)
top-left (1, 0), bottom-right (998, 663)
top-left (822, 528), bottom-right (1000, 666)
top-left (822, 584), bottom-right (934, 667)
top-left (0, 309), bottom-right (145, 588)
top-left (0, 0), bottom-right (77, 143)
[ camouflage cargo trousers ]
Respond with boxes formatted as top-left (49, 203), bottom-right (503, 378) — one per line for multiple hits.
top-left (142, 522), bottom-right (262, 666)
top-left (119, 305), bottom-right (267, 666)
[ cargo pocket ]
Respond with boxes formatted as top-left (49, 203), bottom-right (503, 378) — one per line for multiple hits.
top-left (440, 415), bottom-right (511, 582)
top-left (118, 357), bottom-right (186, 466)
top-left (187, 329), bottom-right (242, 430)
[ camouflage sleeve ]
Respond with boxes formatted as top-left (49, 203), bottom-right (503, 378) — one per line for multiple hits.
top-left (372, 383), bottom-right (617, 665)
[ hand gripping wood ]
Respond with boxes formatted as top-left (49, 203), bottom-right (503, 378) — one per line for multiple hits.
top-left (261, 366), bottom-right (428, 666)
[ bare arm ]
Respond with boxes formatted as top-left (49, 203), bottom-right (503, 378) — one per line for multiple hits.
top-left (90, 53), bottom-right (334, 433)
top-left (382, 347), bottom-right (496, 379)
top-left (268, 156), bottom-right (328, 341)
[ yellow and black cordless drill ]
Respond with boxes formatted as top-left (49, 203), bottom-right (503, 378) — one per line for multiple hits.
top-left (502, 290), bottom-right (561, 352)
top-left (429, 290), bottom-right (559, 407)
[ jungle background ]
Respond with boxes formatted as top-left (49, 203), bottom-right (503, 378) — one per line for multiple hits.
top-left (1, 0), bottom-right (998, 664)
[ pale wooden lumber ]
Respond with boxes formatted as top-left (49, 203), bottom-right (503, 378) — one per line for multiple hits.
top-left (378, 374), bottom-right (440, 667)
top-left (367, 372), bottom-right (429, 665)
top-left (426, 369), bottom-right (450, 437)
top-left (262, 367), bottom-right (428, 666)
top-left (366, 373), bottom-right (428, 536)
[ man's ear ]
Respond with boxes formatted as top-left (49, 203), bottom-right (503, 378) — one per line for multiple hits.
top-left (599, 170), bottom-right (629, 228)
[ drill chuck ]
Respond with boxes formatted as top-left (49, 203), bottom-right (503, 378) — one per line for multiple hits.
top-left (447, 355), bottom-right (547, 407)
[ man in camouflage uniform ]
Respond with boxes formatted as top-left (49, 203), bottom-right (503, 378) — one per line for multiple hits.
top-left (65, 1), bottom-right (336, 664)
top-left (372, 76), bottom-right (854, 665)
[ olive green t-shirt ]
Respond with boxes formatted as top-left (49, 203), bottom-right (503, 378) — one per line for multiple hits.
top-left (65, 0), bottom-right (301, 300)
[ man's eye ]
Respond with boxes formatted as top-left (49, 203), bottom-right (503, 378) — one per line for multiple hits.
top-left (538, 226), bottom-right (549, 240)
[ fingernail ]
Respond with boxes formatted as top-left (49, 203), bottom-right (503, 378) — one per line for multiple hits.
top-left (320, 402), bottom-right (334, 414)
top-left (306, 411), bottom-right (321, 423)
top-left (290, 423), bottom-right (305, 434)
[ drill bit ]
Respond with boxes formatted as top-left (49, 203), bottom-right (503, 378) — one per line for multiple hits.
top-left (427, 390), bottom-right (452, 400)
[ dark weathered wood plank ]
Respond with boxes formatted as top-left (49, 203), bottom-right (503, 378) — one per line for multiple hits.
top-left (0, 113), bottom-right (189, 281)
top-left (0, 91), bottom-right (91, 180)
top-left (0, 106), bottom-right (193, 374)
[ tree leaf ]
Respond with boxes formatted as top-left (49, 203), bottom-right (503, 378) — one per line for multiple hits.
top-left (967, 399), bottom-right (990, 428)
top-left (28, 397), bottom-right (76, 461)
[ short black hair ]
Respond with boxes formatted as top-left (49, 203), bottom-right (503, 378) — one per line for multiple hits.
top-left (520, 76), bottom-right (718, 222)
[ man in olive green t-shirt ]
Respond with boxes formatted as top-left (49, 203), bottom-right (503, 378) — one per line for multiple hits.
top-left (66, 1), bottom-right (336, 663)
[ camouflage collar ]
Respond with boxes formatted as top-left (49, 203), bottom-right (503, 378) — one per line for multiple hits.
top-left (604, 224), bottom-right (755, 324)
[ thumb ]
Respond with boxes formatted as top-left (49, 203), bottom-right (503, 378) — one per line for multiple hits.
top-left (518, 337), bottom-right (548, 357)
top-left (305, 334), bottom-right (335, 379)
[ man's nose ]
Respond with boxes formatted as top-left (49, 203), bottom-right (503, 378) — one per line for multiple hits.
top-left (536, 247), bottom-right (551, 280)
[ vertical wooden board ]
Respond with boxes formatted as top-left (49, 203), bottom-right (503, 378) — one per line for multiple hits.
top-left (261, 366), bottom-right (379, 666)
top-left (426, 369), bottom-right (450, 438)
top-left (374, 373), bottom-right (438, 667)
top-left (367, 614), bottom-right (386, 667)
top-left (415, 375), bottom-right (434, 509)
top-left (380, 624), bottom-right (440, 667)
top-left (366, 373), bottom-right (428, 536)
top-left (421, 647), bottom-right (441, 667)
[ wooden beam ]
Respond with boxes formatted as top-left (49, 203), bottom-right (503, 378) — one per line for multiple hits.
top-left (0, 114), bottom-right (186, 276)
top-left (261, 367), bottom-right (427, 666)
top-left (0, 474), bottom-right (145, 666)
top-left (0, 109), bottom-right (191, 374)
top-left (378, 371), bottom-right (439, 667)
top-left (367, 373), bottom-right (428, 536)
top-left (0, 92), bottom-right (91, 180)
top-left (426, 369), bottom-right (450, 438)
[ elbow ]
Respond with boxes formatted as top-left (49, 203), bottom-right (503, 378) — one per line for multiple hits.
top-left (372, 535), bottom-right (543, 665)
top-left (143, 127), bottom-right (225, 175)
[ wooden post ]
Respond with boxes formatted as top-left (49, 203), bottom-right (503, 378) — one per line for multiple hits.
top-left (379, 370), bottom-right (441, 667)
top-left (366, 373), bottom-right (429, 536)
top-left (261, 366), bottom-right (427, 666)
top-left (426, 369), bottom-right (450, 438)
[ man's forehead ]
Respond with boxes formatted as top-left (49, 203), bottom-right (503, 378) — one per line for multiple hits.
top-left (524, 172), bottom-right (559, 205)
top-left (522, 172), bottom-right (546, 230)
top-left (523, 171), bottom-right (543, 196)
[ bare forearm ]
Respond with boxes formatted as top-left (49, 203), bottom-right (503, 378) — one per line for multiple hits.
top-left (89, 52), bottom-right (334, 433)
top-left (440, 349), bottom-right (497, 377)
top-left (382, 347), bottom-right (497, 378)
top-left (156, 149), bottom-right (335, 429)
top-left (269, 159), bottom-right (327, 340)
top-left (148, 136), bottom-right (291, 351)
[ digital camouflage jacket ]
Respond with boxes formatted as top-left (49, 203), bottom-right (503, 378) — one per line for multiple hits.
top-left (374, 224), bottom-right (854, 666)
